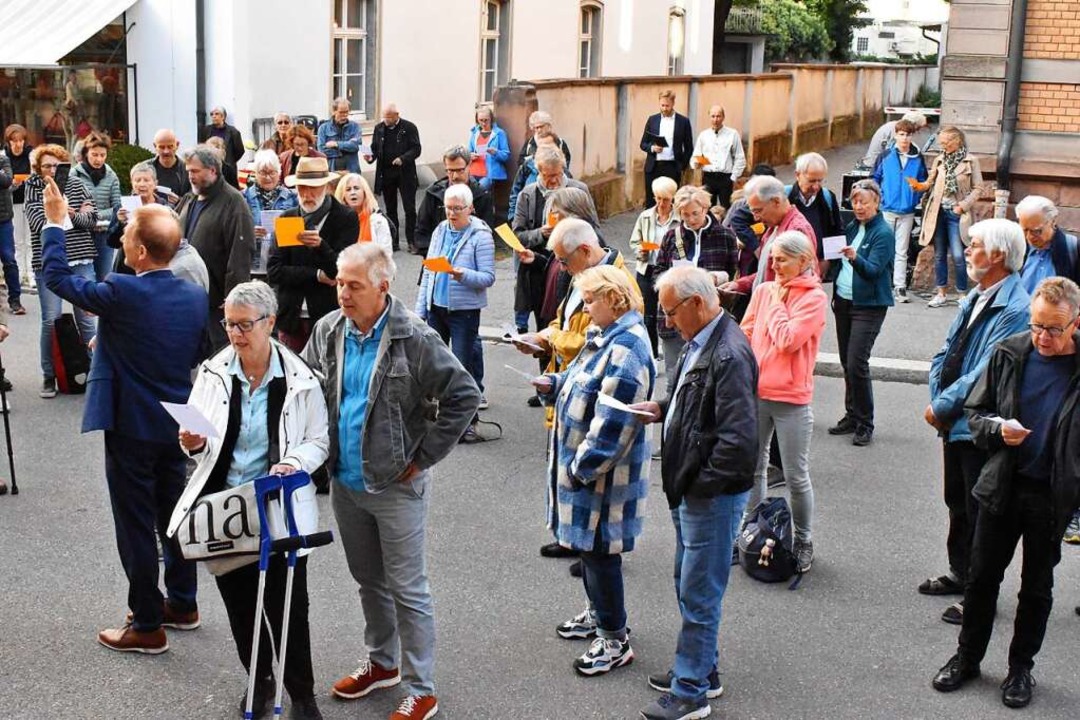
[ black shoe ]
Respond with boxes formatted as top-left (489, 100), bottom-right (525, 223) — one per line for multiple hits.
top-left (932, 654), bottom-right (980, 692)
top-left (527, 395), bottom-right (543, 408)
top-left (290, 695), bottom-right (324, 720)
top-left (828, 417), bottom-right (856, 435)
top-left (240, 676), bottom-right (274, 719)
top-left (647, 668), bottom-right (724, 699)
top-left (941, 602), bottom-right (963, 625)
top-left (852, 428), bottom-right (873, 446)
top-left (569, 559), bottom-right (582, 577)
top-left (9, 302), bottom-right (25, 315)
top-left (918, 574), bottom-right (964, 596)
top-left (1001, 668), bottom-right (1035, 708)
top-left (540, 542), bottom-right (579, 558)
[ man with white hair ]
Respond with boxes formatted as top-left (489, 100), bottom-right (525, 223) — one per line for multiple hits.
top-left (365, 103), bottom-right (422, 252)
top-left (727, 175), bottom-right (816, 295)
top-left (691, 104), bottom-right (746, 208)
top-left (865, 110), bottom-right (928, 168)
top-left (197, 106), bottom-right (245, 166)
top-left (303, 242), bottom-right (480, 720)
top-left (786, 152), bottom-right (842, 266)
top-left (921, 219), bottom-right (1032, 627)
top-left (518, 110), bottom-right (572, 167)
top-left (318, 97), bottom-right (362, 174)
top-left (1016, 195), bottom-right (1079, 295)
top-left (630, 264), bottom-right (758, 720)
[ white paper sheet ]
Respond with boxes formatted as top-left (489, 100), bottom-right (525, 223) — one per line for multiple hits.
top-left (989, 416), bottom-right (1027, 432)
top-left (823, 235), bottom-right (847, 260)
top-left (120, 195), bottom-right (143, 213)
top-left (161, 401), bottom-right (221, 438)
top-left (503, 364), bottom-right (538, 383)
top-left (61, 215), bottom-right (73, 231)
top-left (360, 143), bottom-right (373, 156)
top-left (597, 392), bottom-right (654, 417)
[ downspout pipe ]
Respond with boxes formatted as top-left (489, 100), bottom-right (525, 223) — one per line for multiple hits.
top-left (995, 0), bottom-right (1028, 213)
top-left (195, 0), bottom-right (206, 132)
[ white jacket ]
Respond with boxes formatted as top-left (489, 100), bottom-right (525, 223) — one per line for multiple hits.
top-left (367, 212), bottom-right (394, 253)
top-left (165, 341), bottom-right (330, 557)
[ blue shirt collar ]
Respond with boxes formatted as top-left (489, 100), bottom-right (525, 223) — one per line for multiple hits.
top-left (346, 302), bottom-right (391, 341)
top-left (688, 311), bottom-right (723, 354)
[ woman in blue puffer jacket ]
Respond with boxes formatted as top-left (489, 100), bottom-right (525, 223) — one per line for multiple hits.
top-left (467, 106), bottom-right (510, 190)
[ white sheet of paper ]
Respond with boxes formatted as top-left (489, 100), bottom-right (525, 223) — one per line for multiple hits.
top-left (503, 364), bottom-right (538, 383)
top-left (120, 195), bottom-right (143, 213)
top-left (823, 235), bottom-right (847, 260)
top-left (62, 215), bottom-right (73, 231)
top-left (260, 209), bottom-right (283, 232)
top-left (989, 416), bottom-right (1027, 432)
top-left (360, 143), bottom-right (373, 156)
top-left (161, 402), bottom-right (221, 438)
top-left (597, 392), bottom-right (654, 417)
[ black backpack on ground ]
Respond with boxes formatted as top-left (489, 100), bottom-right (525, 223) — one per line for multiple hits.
top-left (738, 496), bottom-right (798, 584)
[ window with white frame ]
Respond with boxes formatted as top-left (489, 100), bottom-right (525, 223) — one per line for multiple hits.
top-left (856, 36), bottom-right (869, 53)
top-left (480, 0), bottom-right (511, 102)
top-left (667, 7), bottom-right (685, 76)
top-left (579, 2), bottom-right (602, 78)
top-left (332, 0), bottom-right (378, 118)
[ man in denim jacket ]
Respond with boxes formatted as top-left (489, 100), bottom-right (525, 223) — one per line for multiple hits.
top-left (301, 242), bottom-right (479, 720)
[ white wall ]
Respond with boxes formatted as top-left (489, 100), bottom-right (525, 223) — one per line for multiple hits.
top-left (126, 0), bottom-right (198, 148)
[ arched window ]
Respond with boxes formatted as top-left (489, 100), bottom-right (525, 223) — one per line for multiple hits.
top-left (579, 2), bottom-right (603, 78)
top-left (480, 0), bottom-right (512, 102)
top-left (332, 0), bottom-right (378, 118)
top-left (667, 6), bottom-right (686, 76)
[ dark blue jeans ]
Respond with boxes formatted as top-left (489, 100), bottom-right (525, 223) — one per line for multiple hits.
top-left (580, 551), bottom-right (627, 639)
top-left (103, 431), bottom-right (197, 631)
top-left (0, 220), bottom-right (20, 305)
top-left (92, 230), bottom-right (115, 282)
top-left (933, 208), bottom-right (966, 292)
top-left (427, 305), bottom-right (484, 393)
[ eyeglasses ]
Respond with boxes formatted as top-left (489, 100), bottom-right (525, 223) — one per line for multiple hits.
top-left (220, 315), bottom-right (268, 334)
top-left (256, 169), bottom-right (278, 177)
top-left (1022, 224), bottom-right (1050, 237)
top-left (445, 165), bottom-right (469, 175)
top-left (1029, 320), bottom-right (1076, 338)
top-left (444, 205), bottom-right (467, 214)
top-left (660, 296), bottom-right (692, 319)
top-left (275, 120), bottom-right (291, 126)
top-left (40, 163), bottom-right (60, 170)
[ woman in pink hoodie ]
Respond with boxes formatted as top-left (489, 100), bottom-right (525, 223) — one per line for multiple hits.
top-left (740, 230), bottom-right (828, 573)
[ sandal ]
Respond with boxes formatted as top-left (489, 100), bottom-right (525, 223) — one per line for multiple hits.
top-left (918, 574), bottom-right (964, 596)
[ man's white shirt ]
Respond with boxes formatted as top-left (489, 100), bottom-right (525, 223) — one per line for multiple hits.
top-left (692, 126), bottom-right (746, 178)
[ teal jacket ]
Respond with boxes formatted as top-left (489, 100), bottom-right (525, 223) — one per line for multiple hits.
top-left (842, 213), bottom-right (895, 307)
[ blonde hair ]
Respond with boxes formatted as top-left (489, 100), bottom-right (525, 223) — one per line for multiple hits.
top-left (575, 265), bottom-right (643, 316)
top-left (1033, 276), bottom-right (1080, 314)
top-left (652, 176), bottom-right (678, 200)
top-left (334, 173), bottom-right (379, 214)
top-left (659, 90), bottom-right (676, 101)
top-left (674, 185), bottom-right (711, 211)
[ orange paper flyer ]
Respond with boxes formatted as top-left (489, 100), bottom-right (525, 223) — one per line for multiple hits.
top-left (641, 242), bottom-right (661, 252)
top-left (423, 256), bottom-right (455, 273)
top-left (274, 217), bottom-right (306, 247)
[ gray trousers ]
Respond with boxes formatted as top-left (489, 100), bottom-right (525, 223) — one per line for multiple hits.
top-left (332, 471), bottom-right (435, 696)
top-left (745, 400), bottom-right (815, 542)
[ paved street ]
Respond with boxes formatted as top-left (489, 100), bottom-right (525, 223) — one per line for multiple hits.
top-left (1, 143), bottom-right (1078, 719)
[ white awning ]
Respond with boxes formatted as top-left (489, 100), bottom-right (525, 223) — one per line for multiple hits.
top-left (0, 0), bottom-right (138, 66)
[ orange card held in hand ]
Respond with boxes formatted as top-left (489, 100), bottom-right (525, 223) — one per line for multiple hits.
top-left (641, 242), bottom-right (661, 251)
top-left (12, 174), bottom-right (29, 183)
top-left (423, 256), bottom-right (455, 273)
top-left (695, 155), bottom-right (710, 166)
top-left (274, 217), bottom-right (306, 247)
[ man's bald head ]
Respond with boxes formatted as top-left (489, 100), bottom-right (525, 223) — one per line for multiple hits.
top-left (382, 104), bottom-right (400, 125)
top-left (129, 205), bottom-right (181, 266)
top-left (153, 129), bottom-right (180, 165)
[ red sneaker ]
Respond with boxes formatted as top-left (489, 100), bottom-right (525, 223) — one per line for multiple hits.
top-left (390, 695), bottom-right (438, 720)
top-left (331, 659), bottom-right (400, 699)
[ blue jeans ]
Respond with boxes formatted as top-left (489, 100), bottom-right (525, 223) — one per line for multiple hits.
top-left (36, 266), bottom-right (97, 378)
top-left (427, 305), bottom-right (484, 393)
top-left (933, 208), bottom-right (966, 292)
top-left (670, 490), bottom-right (749, 703)
top-left (580, 551), bottom-right (627, 640)
top-left (0, 220), bottom-right (20, 305)
top-left (92, 230), bottom-right (115, 281)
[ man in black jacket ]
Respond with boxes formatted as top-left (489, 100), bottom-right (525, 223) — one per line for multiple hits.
top-left (415, 145), bottom-right (494, 256)
top-left (787, 152), bottom-right (842, 274)
top-left (631, 264), bottom-right (758, 720)
top-left (639, 90), bottom-right (693, 208)
top-left (365, 103), bottom-right (421, 252)
top-left (268, 156), bottom-right (359, 352)
top-left (197, 106), bottom-right (245, 167)
top-left (932, 277), bottom-right (1080, 709)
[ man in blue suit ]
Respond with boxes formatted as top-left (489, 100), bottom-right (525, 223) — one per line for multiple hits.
top-left (40, 177), bottom-right (209, 654)
top-left (639, 89), bottom-right (694, 208)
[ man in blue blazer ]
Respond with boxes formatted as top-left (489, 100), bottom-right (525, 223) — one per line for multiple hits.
top-left (40, 177), bottom-right (209, 655)
top-left (639, 89), bottom-right (694, 208)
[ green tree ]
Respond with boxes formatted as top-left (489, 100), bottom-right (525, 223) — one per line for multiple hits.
top-left (760, 0), bottom-right (833, 62)
top-left (807, 0), bottom-right (871, 62)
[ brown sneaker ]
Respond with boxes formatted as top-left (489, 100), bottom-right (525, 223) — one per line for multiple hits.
top-left (331, 659), bottom-right (400, 700)
top-left (97, 625), bottom-right (169, 654)
top-left (124, 603), bottom-right (201, 631)
top-left (390, 695), bottom-right (438, 720)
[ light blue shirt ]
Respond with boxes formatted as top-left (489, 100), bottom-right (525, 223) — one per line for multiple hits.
top-left (433, 227), bottom-right (467, 309)
top-left (336, 305), bottom-right (390, 491)
top-left (836, 224), bottom-right (866, 301)
top-left (1019, 248), bottom-right (1056, 295)
top-left (225, 350), bottom-right (285, 488)
top-left (665, 311), bottom-right (723, 439)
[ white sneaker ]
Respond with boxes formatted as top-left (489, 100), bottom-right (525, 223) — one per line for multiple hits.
top-left (894, 287), bottom-right (910, 303)
top-left (928, 293), bottom-right (949, 308)
top-left (556, 607), bottom-right (598, 639)
top-left (572, 636), bottom-right (634, 676)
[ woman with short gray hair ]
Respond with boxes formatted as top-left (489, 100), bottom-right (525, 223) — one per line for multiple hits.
top-left (244, 149), bottom-right (298, 275)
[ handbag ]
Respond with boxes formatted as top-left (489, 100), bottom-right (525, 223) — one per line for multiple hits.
top-left (175, 471), bottom-right (318, 563)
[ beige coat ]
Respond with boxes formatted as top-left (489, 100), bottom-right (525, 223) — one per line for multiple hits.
top-left (628, 205), bottom-right (681, 275)
top-left (918, 153), bottom-right (985, 247)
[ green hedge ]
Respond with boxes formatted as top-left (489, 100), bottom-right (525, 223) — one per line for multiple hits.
top-left (107, 143), bottom-right (154, 194)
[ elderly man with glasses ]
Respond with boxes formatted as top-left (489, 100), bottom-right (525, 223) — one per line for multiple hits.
top-left (933, 275), bottom-right (1080, 710)
top-left (415, 145), bottom-right (495, 256)
top-left (1016, 195), bottom-right (1079, 294)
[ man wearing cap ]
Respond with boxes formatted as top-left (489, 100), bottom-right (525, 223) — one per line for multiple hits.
top-left (176, 144), bottom-right (255, 350)
top-left (267, 156), bottom-right (359, 352)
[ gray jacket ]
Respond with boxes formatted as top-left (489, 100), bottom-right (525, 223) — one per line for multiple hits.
top-left (512, 178), bottom-right (590, 250)
top-left (301, 294), bottom-right (481, 491)
top-left (72, 162), bottom-right (122, 224)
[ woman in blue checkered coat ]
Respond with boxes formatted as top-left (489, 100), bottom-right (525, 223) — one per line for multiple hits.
top-left (534, 264), bottom-right (656, 678)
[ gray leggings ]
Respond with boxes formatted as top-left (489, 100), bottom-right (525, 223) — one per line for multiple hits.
top-left (745, 399), bottom-right (815, 542)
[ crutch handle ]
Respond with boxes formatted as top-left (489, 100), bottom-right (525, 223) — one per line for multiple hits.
top-left (271, 530), bottom-right (335, 553)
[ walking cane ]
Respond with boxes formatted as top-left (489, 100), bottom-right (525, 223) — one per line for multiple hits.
top-left (0, 350), bottom-right (17, 495)
top-left (244, 474), bottom-right (282, 720)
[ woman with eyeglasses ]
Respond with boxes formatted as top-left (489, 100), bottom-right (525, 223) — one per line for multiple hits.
top-left (829, 178), bottom-right (894, 447)
top-left (467, 106), bottom-right (510, 190)
top-left (278, 125), bottom-right (325, 182)
top-left (168, 280), bottom-right (329, 720)
top-left (261, 112), bottom-right (293, 155)
top-left (24, 143), bottom-right (99, 399)
top-left (243, 150), bottom-right (299, 276)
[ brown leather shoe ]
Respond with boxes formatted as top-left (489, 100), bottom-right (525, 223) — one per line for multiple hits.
top-left (124, 603), bottom-right (200, 631)
top-left (98, 625), bottom-right (169, 654)
top-left (0, 479), bottom-right (7, 495)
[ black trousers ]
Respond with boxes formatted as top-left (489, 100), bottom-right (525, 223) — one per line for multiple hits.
top-left (943, 440), bottom-right (986, 583)
top-left (381, 171), bottom-right (417, 248)
top-left (215, 555), bottom-right (315, 700)
top-left (644, 160), bottom-right (681, 208)
top-left (702, 171), bottom-right (734, 209)
top-left (832, 296), bottom-right (886, 432)
top-left (958, 482), bottom-right (1061, 671)
top-left (103, 432), bottom-right (196, 631)
top-left (636, 270), bottom-right (659, 356)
